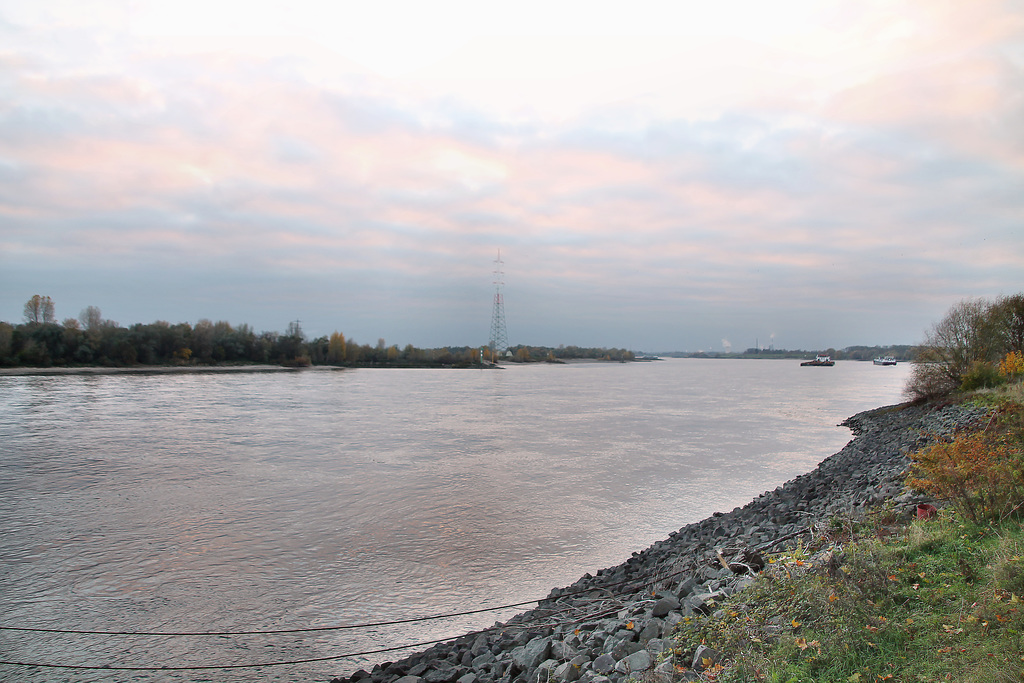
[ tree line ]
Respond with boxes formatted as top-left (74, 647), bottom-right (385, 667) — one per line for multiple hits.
top-left (672, 345), bottom-right (919, 361)
top-left (1, 296), bottom-right (635, 368)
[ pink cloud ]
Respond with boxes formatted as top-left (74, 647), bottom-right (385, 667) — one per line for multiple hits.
top-left (2, 2), bottom-right (1020, 349)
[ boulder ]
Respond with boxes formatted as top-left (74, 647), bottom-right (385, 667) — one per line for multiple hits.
top-left (591, 654), bottom-right (616, 675)
top-left (551, 639), bottom-right (577, 661)
top-left (614, 650), bottom-right (653, 673)
top-left (553, 660), bottom-right (582, 683)
top-left (422, 665), bottom-right (460, 683)
top-left (638, 618), bottom-right (662, 642)
top-left (685, 594), bottom-right (712, 615)
top-left (472, 652), bottom-right (497, 668)
top-left (646, 638), bottom-right (671, 655)
top-left (651, 596), bottom-right (680, 618)
top-left (652, 658), bottom-right (677, 683)
top-left (691, 644), bottom-right (720, 672)
top-left (513, 636), bottom-right (552, 671)
top-left (609, 636), bottom-right (641, 660)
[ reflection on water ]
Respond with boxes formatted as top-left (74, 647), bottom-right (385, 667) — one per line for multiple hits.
top-left (0, 359), bottom-right (911, 681)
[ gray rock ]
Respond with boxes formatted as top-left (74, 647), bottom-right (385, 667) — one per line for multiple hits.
top-left (675, 576), bottom-right (697, 598)
top-left (638, 618), bottom-right (662, 642)
top-left (473, 652), bottom-right (497, 668)
top-left (661, 611), bottom-right (684, 634)
top-left (570, 654), bottom-right (590, 670)
top-left (651, 596), bottom-right (679, 618)
top-left (645, 638), bottom-right (671, 655)
top-left (471, 634), bottom-right (492, 657)
top-left (393, 677), bottom-right (424, 683)
top-left (685, 594), bottom-right (712, 615)
top-left (691, 644), bottom-right (720, 672)
top-left (530, 659), bottom-right (558, 683)
top-left (614, 650), bottom-right (653, 674)
top-left (725, 575), bottom-right (755, 595)
top-left (551, 639), bottom-right (577, 661)
top-left (423, 665), bottom-right (460, 683)
top-left (553, 661), bottom-right (582, 683)
top-left (609, 637), bottom-right (641, 660)
top-left (513, 637), bottom-right (552, 671)
top-left (591, 654), bottom-right (616, 675)
top-left (652, 658), bottom-right (677, 683)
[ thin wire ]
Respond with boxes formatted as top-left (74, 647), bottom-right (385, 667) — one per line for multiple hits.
top-left (0, 555), bottom-right (703, 637)
top-left (0, 599), bottom-right (632, 671)
top-left (0, 634), bottom-right (465, 671)
top-left (0, 598), bottom-right (541, 636)
top-left (0, 536), bottom-right (792, 672)
top-left (0, 584), bottom-right (646, 672)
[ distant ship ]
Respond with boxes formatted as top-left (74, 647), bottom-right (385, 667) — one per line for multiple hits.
top-left (873, 356), bottom-right (898, 366)
top-left (801, 354), bottom-right (835, 367)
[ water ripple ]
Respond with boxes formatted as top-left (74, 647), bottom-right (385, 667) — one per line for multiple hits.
top-left (0, 360), bottom-right (910, 681)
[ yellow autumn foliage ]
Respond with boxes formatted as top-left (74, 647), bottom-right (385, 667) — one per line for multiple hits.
top-left (999, 350), bottom-right (1024, 377)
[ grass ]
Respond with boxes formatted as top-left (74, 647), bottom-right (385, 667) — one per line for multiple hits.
top-left (669, 381), bottom-right (1024, 682)
top-left (670, 511), bottom-right (1024, 682)
top-left (970, 380), bottom-right (1024, 408)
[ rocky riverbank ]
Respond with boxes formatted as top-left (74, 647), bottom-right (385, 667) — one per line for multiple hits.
top-left (330, 400), bottom-right (990, 683)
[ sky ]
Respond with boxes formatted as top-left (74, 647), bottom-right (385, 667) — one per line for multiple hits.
top-left (1, 1), bottom-right (1022, 353)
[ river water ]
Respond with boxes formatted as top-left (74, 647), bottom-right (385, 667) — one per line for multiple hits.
top-left (0, 359), bottom-right (911, 682)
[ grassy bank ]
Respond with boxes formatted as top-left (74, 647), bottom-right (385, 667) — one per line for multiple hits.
top-left (668, 384), bottom-right (1024, 682)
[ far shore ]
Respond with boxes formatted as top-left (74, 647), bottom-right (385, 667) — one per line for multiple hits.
top-left (0, 364), bottom-right (344, 377)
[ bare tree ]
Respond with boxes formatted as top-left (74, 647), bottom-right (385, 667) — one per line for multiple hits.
top-left (80, 305), bottom-right (103, 333)
top-left (908, 298), bottom-right (1001, 400)
top-left (23, 295), bottom-right (55, 324)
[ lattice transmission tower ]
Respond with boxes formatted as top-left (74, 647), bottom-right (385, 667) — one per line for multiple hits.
top-left (488, 249), bottom-right (509, 359)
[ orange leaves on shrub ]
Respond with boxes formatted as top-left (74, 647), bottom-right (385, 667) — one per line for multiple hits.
top-left (907, 405), bottom-right (1024, 523)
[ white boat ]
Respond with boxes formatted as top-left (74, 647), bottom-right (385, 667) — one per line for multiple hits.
top-left (873, 356), bottom-right (897, 366)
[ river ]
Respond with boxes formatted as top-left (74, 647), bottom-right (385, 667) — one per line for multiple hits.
top-left (0, 358), bottom-right (911, 682)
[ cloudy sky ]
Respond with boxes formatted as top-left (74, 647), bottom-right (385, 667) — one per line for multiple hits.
top-left (1, 1), bottom-right (1022, 352)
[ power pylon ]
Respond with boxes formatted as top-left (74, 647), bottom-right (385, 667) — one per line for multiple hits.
top-left (489, 249), bottom-right (509, 359)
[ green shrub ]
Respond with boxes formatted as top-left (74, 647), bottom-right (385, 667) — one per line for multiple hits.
top-left (960, 360), bottom-right (1005, 391)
